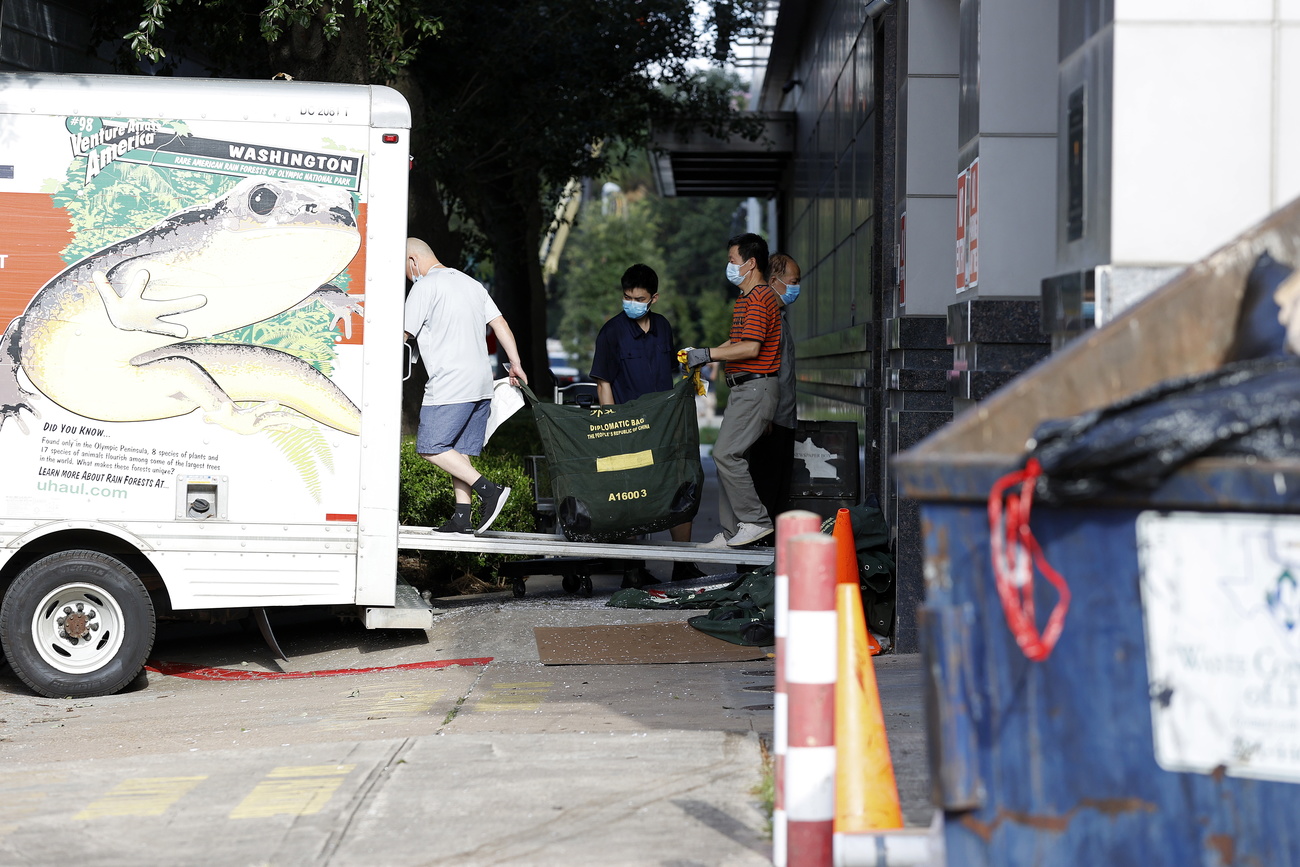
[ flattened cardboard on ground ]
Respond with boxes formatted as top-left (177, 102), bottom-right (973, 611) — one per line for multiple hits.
top-left (534, 621), bottom-right (769, 665)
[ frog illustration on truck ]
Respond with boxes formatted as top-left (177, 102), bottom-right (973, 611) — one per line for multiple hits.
top-left (0, 176), bottom-right (364, 436)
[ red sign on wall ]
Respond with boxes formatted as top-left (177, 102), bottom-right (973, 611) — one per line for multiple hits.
top-left (966, 158), bottom-right (979, 289)
top-left (956, 158), bottom-right (980, 293)
top-left (955, 171), bottom-right (966, 292)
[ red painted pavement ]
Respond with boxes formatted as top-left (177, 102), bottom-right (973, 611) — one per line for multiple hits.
top-left (145, 657), bottom-right (493, 681)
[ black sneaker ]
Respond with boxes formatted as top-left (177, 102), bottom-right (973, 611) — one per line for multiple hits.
top-left (475, 484), bottom-right (511, 534)
top-left (434, 515), bottom-right (472, 534)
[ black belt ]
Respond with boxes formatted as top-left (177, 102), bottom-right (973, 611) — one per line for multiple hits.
top-left (725, 371), bottom-right (777, 388)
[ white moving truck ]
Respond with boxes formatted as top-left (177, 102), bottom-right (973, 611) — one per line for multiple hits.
top-left (0, 73), bottom-right (769, 699)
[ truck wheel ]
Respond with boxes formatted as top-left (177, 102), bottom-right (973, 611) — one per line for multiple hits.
top-left (0, 550), bottom-right (156, 698)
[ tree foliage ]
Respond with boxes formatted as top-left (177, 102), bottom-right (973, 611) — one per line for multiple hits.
top-left (551, 165), bottom-right (747, 375)
top-left (651, 194), bottom-right (750, 348)
top-left (95, 0), bottom-right (440, 83)
top-left (400, 0), bottom-right (768, 379)
top-left (94, 0), bottom-right (770, 383)
top-left (553, 194), bottom-right (665, 373)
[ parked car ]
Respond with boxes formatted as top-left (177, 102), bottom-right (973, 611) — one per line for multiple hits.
top-left (549, 356), bottom-right (581, 386)
top-left (547, 339), bottom-right (583, 386)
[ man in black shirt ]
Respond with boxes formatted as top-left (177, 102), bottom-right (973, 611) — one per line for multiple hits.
top-left (590, 264), bottom-right (700, 580)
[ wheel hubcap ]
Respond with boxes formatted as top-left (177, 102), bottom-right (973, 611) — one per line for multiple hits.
top-left (32, 583), bottom-right (126, 674)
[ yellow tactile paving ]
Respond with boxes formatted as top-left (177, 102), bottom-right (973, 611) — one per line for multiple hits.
top-left (474, 681), bottom-right (554, 712)
top-left (74, 776), bottom-right (207, 819)
top-left (228, 764), bottom-right (356, 819)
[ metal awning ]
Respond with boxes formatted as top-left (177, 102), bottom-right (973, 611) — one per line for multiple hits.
top-left (649, 112), bottom-right (794, 198)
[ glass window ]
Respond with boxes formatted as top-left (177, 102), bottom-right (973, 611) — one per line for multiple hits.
top-left (856, 30), bottom-right (874, 135)
top-left (818, 243), bottom-right (838, 335)
top-left (856, 127), bottom-right (875, 231)
top-left (840, 145), bottom-right (855, 243)
top-left (819, 184), bottom-right (836, 258)
top-left (856, 224), bottom-right (873, 324)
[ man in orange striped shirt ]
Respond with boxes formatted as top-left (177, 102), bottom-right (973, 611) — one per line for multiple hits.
top-left (683, 233), bottom-right (783, 548)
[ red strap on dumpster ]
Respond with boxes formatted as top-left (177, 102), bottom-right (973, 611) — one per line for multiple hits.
top-left (987, 458), bottom-right (1071, 662)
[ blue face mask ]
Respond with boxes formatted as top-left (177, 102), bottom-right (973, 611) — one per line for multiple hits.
top-left (778, 283), bottom-right (801, 305)
top-left (623, 299), bottom-right (650, 319)
top-left (726, 261), bottom-right (747, 286)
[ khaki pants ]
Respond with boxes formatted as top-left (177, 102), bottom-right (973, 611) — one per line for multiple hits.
top-left (714, 376), bottom-right (778, 536)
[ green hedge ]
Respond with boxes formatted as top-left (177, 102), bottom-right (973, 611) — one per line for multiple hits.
top-left (397, 410), bottom-right (543, 592)
top-left (480, 405), bottom-right (544, 458)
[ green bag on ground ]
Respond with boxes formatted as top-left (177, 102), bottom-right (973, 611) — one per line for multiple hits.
top-left (525, 378), bottom-right (703, 542)
top-left (608, 568), bottom-right (778, 647)
top-left (607, 502), bottom-right (899, 647)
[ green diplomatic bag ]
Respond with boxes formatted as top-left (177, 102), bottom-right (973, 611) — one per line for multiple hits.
top-left (525, 378), bottom-right (703, 542)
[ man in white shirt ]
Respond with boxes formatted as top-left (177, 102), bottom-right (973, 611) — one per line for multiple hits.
top-left (403, 237), bottom-right (528, 534)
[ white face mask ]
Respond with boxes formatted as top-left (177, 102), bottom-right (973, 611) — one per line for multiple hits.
top-left (726, 261), bottom-right (749, 286)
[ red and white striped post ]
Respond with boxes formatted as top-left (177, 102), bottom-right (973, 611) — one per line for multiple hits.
top-left (774, 510), bottom-right (824, 867)
top-left (783, 531), bottom-right (838, 866)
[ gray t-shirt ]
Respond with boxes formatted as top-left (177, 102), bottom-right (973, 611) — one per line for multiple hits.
top-left (404, 267), bottom-right (502, 405)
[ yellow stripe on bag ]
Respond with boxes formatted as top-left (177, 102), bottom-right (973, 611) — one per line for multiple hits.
top-left (596, 450), bottom-right (654, 472)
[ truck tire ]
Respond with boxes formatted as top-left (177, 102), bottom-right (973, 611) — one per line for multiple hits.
top-left (0, 550), bottom-right (156, 698)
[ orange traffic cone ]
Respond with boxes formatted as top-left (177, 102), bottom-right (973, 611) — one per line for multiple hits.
top-left (832, 508), bottom-right (856, 588)
top-left (832, 509), bottom-right (903, 832)
top-left (833, 509), bottom-right (881, 654)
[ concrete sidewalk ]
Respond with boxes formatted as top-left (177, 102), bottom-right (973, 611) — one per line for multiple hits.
top-left (0, 578), bottom-right (931, 866)
top-left (0, 453), bottom-right (932, 865)
top-left (4, 728), bottom-right (770, 867)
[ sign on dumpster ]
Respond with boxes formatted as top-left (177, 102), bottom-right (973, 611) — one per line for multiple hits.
top-left (1138, 511), bottom-right (1300, 784)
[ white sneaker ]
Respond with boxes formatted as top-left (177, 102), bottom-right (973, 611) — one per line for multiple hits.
top-left (701, 532), bottom-right (730, 548)
top-left (727, 522), bottom-right (773, 548)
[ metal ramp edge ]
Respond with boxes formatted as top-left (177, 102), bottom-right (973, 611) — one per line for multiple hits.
top-left (396, 527), bottom-right (774, 566)
top-left (363, 577), bottom-right (438, 630)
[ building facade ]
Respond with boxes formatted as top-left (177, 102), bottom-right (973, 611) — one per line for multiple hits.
top-left (656, 0), bottom-right (1300, 653)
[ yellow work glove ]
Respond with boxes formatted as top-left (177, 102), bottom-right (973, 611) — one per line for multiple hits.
top-left (677, 348), bottom-right (708, 396)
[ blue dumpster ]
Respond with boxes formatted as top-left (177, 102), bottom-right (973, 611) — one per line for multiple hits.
top-left (894, 198), bottom-right (1300, 866)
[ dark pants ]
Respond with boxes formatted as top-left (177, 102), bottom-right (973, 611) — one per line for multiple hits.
top-left (747, 423), bottom-right (796, 522)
